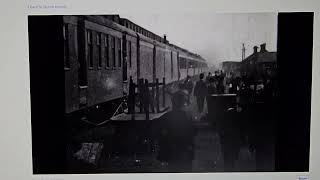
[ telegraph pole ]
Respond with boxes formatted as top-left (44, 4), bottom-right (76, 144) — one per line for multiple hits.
top-left (242, 43), bottom-right (246, 61)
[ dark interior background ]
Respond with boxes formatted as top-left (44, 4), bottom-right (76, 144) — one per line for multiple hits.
top-left (275, 12), bottom-right (313, 172)
top-left (28, 16), bottom-right (66, 174)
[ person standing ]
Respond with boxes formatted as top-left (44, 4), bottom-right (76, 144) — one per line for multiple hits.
top-left (184, 76), bottom-right (194, 105)
top-left (206, 72), bottom-right (212, 83)
top-left (193, 73), bottom-right (208, 114)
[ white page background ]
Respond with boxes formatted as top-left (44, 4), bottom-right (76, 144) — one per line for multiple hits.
top-left (0, 0), bottom-right (319, 179)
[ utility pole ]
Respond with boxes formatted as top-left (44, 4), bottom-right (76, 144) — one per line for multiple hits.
top-left (242, 43), bottom-right (246, 61)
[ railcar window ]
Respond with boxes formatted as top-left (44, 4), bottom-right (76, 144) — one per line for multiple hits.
top-left (189, 60), bottom-right (194, 68)
top-left (97, 33), bottom-right (102, 68)
top-left (179, 57), bottom-right (187, 69)
top-left (117, 38), bottom-right (122, 67)
top-left (104, 34), bottom-right (109, 68)
top-left (111, 36), bottom-right (116, 68)
top-left (63, 24), bottom-right (70, 69)
top-left (87, 30), bottom-right (93, 69)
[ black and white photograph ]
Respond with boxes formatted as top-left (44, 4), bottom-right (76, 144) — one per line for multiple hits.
top-left (28, 12), bottom-right (313, 174)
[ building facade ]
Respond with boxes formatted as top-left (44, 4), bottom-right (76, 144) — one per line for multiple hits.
top-left (241, 43), bottom-right (277, 80)
top-left (222, 61), bottom-right (241, 78)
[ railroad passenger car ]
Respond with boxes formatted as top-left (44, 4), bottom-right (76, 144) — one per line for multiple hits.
top-left (30, 15), bottom-right (208, 122)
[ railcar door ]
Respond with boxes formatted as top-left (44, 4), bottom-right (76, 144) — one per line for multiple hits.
top-left (153, 46), bottom-right (156, 82)
top-left (136, 34), bottom-right (140, 79)
top-left (78, 19), bottom-right (88, 108)
top-left (177, 52), bottom-right (180, 80)
top-left (121, 33), bottom-right (129, 95)
top-left (122, 34), bottom-right (128, 95)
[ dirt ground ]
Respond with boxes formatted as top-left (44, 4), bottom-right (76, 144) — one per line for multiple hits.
top-left (66, 83), bottom-right (275, 173)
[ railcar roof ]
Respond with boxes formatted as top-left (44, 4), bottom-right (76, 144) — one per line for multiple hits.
top-left (81, 15), bottom-right (207, 63)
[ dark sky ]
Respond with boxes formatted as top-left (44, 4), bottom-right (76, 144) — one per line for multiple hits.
top-left (122, 12), bottom-right (277, 66)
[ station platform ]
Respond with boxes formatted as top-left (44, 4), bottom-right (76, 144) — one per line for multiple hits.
top-left (110, 110), bottom-right (168, 121)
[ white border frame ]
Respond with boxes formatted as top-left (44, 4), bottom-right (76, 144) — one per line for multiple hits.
top-left (1, 0), bottom-right (319, 180)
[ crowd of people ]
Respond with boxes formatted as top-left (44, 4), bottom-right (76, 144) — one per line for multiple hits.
top-left (155, 70), bottom-right (277, 172)
top-left (175, 70), bottom-right (277, 113)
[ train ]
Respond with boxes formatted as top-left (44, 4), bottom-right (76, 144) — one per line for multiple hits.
top-left (29, 15), bottom-right (208, 123)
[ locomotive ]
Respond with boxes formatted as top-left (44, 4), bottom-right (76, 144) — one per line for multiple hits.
top-left (29, 15), bottom-right (208, 123)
